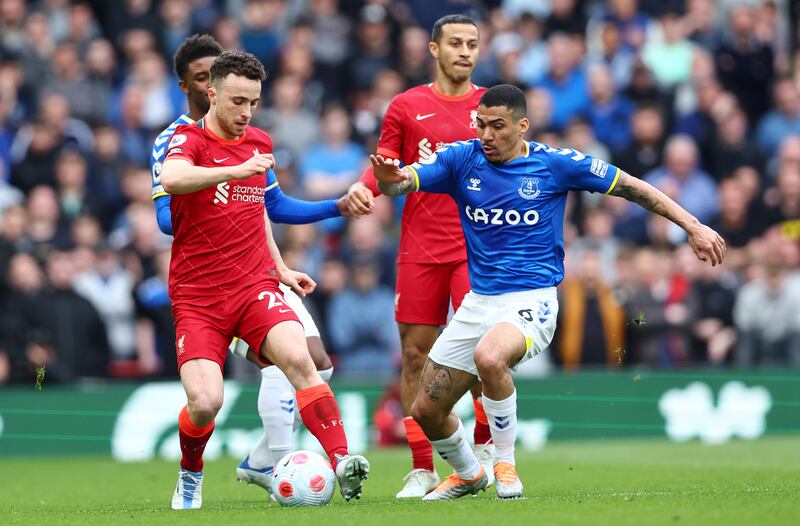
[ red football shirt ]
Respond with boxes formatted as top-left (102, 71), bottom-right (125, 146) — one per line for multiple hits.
top-left (362, 83), bottom-right (486, 264)
top-left (164, 121), bottom-right (277, 301)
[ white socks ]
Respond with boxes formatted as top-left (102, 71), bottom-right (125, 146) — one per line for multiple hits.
top-left (248, 365), bottom-right (335, 468)
top-left (430, 418), bottom-right (482, 480)
top-left (482, 390), bottom-right (517, 465)
top-left (248, 366), bottom-right (295, 469)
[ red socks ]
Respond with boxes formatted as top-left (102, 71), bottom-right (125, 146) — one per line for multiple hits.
top-left (403, 417), bottom-right (434, 472)
top-left (473, 398), bottom-right (492, 445)
top-left (297, 384), bottom-right (348, 467)
top-left (178, 405), bottom-right (214, 472)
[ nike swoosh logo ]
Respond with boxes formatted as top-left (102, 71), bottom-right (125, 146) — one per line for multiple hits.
top-left (213, 157), bottom-right (230, 163)
top-left (416, 113), bottom-right (436, 121)
top-left (278, 308), bottom-right (292, 313)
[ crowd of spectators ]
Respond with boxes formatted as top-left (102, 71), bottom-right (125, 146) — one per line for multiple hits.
top-left (1, 0), bottom-right (799, 385)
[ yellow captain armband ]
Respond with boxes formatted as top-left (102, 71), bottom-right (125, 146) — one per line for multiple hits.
top-left (604, 167), bottom-right (621, 194)
top-left (405, 166), bottom-right (420, 192)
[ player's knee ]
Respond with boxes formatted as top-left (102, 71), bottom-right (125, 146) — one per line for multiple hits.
top-left (401, 342), bottom-right (428, 373)
top-left (188, 391), bottom-right (223, 422)
top-left (307, 337), bottom-right (332, 370)
top-left (410, 397), bottom-right (444, 431)
top-left (474, 345), bottom-right (505, 378)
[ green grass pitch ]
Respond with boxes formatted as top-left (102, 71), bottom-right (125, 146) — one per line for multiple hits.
top-left (3, 437), bottom-right (799, 525)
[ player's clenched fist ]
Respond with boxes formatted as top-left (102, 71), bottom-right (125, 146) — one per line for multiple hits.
top-left (341, 182), bottom-right (375, 217)
top-left (232, 153), bottom-right (274, 179)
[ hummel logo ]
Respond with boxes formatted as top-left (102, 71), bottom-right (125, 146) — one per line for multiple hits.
top-left (213, 157), bottom-right (230, 163)
top-left (416, 113), bottom-right (436, 121)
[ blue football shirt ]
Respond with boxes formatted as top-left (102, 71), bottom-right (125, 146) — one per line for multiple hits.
top-left (407, 139), bottom-right (621, 294)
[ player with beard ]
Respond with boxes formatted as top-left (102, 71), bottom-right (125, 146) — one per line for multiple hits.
top-left (345, 15), bottom-right (494, 498)
top-left (150, 35), bottom-right (365, 498)
top-left (159, 50), bottom-right (369, 509)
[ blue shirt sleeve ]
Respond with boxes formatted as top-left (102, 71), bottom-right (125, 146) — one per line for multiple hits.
top-left (154, 195), bottom-right (173, 235)
top-left (264, 169), bottom-right (341, 224)
top-left (538, 142), bottom-right (621, 194)
top-left (407, 141), bottom-right (471, 196)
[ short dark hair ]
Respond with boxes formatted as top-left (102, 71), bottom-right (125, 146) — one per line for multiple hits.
top-left (173, 34), bottom-right (223, 80)
top-left (431, 14), bottom-right (478, 43)
top-left (479, 84), bottom-right (527, 120)
top-left (210, 51), bottom-right (267, 84)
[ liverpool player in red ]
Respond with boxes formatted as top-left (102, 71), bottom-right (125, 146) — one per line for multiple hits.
top-left (345, 14), bottom-right (493, 498)
top-left (160, 51), bottom-right (369, 509)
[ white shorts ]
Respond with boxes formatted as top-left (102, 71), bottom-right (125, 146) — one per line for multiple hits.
top-left (278, 283), bottom-right (320, 339)
top-left (428, 288), bottom-right (558, 377)
top-left (229, 283), bottom-right (321, 358)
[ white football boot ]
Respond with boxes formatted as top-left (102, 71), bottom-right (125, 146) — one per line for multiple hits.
top-left (236, 455), bottom-right (274, 497)
top-left (473, 442), bottom-right (496, 488)
top-left (395, 469), bottom-right (440, 498)
top-left (171, 468), bottom-right (203, 510)
top-left (422, 469), bottom-right (488, 501)
top-left (494, 462), bottom-right (524, 499)
top-left (334, 454), bottom-right (370, 501)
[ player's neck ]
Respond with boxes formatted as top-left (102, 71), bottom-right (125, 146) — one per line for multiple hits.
top-left (205, 113), bottom-right (241, 141)
top-left (433, 74), bottom-right (472, 98)
top-left (498, 140), bottom-right (529, 164)
top-left (187, 102), bottom-right (206, 122)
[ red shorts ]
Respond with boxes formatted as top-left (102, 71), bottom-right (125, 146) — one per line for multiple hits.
top-left (172, 279), bottom-right (300, 371)
top-left (395, 260), bottom-right (470, 325)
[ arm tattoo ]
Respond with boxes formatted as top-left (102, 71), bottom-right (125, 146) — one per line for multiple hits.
top-left (609, 172), bottom-right (669, 217)
top-left (422, 360), bottom-right (453, 402)
top-left (377, 177), bottom-right (414, 196)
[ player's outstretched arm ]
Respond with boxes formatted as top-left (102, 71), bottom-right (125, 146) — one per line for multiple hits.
top-left (608, 171), bottom-right (726, 266)
top-left (371, 155), bottom-right (416, 196)
top-left (161, 154), bottom-right (274, 194)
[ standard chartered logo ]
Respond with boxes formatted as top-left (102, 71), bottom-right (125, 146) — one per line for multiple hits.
top-left (214, 182), bottom-right (230, 204)
top-left (465, 205), bottom-right (539, 226)
top-left (213, 183), bottom-right (265, 205)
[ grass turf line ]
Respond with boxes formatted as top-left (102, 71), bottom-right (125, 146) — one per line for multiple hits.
top-left (2, 436), bottom-right (799, 526)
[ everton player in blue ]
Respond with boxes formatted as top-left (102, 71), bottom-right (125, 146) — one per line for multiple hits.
top-left (372, 84), bottom-right (726, 500)
top-left (150, 35), bottom-right (371, 502)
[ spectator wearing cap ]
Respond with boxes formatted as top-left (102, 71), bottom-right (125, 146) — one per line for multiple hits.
top-left (347, 4), bottom-right (396, 94)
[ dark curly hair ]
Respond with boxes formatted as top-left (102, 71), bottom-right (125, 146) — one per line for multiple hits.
top-left (210, 51), bottom-right (267, 85)
top-left (173, 34), bottom-right (223, 80)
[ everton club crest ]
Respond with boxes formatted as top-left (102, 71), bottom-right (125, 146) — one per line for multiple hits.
top-left (518, 177), bottom-right (541, 200)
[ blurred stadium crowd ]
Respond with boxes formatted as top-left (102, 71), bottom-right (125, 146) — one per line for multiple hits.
top-left (1, 0), bottom-right (799, 385)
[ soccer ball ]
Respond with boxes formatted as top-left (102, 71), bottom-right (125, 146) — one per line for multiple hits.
top-left (271, 450), bottom-right (337, 507)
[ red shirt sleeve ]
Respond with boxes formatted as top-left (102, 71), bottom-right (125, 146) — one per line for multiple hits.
top-left (164, 124), bottom-right (204, 164)
top-left (359, 166), bottom-right (381, 197)
top-left (376, 97), bottom-right (404, 159)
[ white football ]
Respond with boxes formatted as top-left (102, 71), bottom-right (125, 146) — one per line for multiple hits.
top-left (271, 450), bottom-right (337, 507)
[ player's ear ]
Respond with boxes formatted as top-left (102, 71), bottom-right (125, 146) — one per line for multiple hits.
top-left (518, 116), bottom-right (529, 137)
top-left (178, 79), bottom-right (190, 95)
top-left (207, 85), bottom-right (216, 105)
top-left (428, 40), bottom-right (439, 60)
